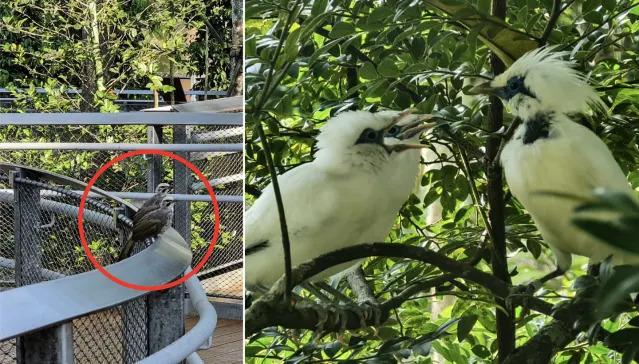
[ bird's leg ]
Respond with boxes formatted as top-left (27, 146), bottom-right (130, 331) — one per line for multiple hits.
top-left (346, 267), bottom-right (382, 328)
top-left (293, 296), bottom-right (331, 338)
top-left (356, 299), bottom-right (382, 327)
top-left (304, 283), bottom-right (369, 331)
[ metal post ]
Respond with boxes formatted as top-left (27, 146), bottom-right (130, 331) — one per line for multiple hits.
top-left (204, 28), bottom-right (209, 101)
top-left (118, 205), bottom-right (148, 362)
top-left (147, 126), bottom-right (163, 188)
top-left (12, 169), bottom-right (74, 364)
top-left (147, 126), bottom-right (185, 359)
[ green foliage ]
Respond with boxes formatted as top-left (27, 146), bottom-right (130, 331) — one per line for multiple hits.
top-left (246, 0), bottom-right (639, 362)
top-left (0, 0), bottom-right (233, 111)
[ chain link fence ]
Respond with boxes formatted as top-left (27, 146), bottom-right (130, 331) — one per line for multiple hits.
top-left (0, 172), bottom-right (148, 363)
top-left (0, 123), bottom-right (243, 301)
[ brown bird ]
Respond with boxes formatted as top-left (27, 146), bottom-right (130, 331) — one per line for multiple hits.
top-left (118, 194), bottom-right (175, 261)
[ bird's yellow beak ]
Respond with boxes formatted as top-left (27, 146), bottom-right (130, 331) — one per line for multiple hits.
top-left (396, 114), bottom-right (436, 140)
top-left (468, 81), bottom-right (502, 97)
top-left (382, 109), bottom-right (416, 134)
top-left (383, 110), bottom-right (437, 153)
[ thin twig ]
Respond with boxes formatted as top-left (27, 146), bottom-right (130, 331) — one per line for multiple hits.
top-left (254, 122), bottom-right (293, 303)
top-left (539, 0), bottom-right (562, 46)
top-left (250, 0), bottom-right (303, 303)
top-left (454, 143), bottom-right (495, 244)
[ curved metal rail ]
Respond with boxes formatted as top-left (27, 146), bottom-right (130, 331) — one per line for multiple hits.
top-left (0, 162), bottom-right (193, 342)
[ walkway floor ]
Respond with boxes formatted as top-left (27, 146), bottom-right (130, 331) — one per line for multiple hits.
top-left (186, 316), bottom-right (242, 364)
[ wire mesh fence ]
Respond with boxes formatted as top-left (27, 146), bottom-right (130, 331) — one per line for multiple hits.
top-left (0, 123), bottom-right (243, 298)
top-left (0, 172), bottom-right (147, 363)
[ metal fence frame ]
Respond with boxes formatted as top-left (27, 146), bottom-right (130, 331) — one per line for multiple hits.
top-left (0, 88), bottom-right (228, 105)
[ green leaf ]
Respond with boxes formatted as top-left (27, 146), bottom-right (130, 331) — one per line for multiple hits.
top-left (471, 345), bottom-right (491, 358)
top-left (595, 265), bottom-right (639, 318)
top-left (583, 11), bottom-right (604, 24)
top-left (308, 38), bottom-right (340, 65)
top-left (629, 316), bottom-right (639, 327)
top-left (601, 0), bottom-right (616, 10)
top-left (418, 93), bottom-right (439, 113)
top-left (283, 27), bottom-right (301, 62)
top-left (575, 190), bottom-right (639, 215)
top-left (572, 218), bottom-right (639, 255)
top-left (363, 79), bottom-right (390, 98)
top-left (572, 274), bottom-right (597, 289)
top-left (311, 0), bottom-right (328, 16)
top-left (359, 61), bottom-right (379, 80)
top-left (410, 37), bottom-right (426, 60)
top-left (567, 351), bottom-right (583, 364)
top-left (323, 341), bottom-right (342, 357)
top-left (368, 6), bottom-right (394, 24)
top-left (245, 345), bottom-right (264, 357)
top-left (610, 89), bottom-right (639, 111)
top-left (457, 314), bottom-right (477, 342)
top-left (582, 0), bottom-right (601, 13)
top-left (381, 89), bottom-right (398, 106)
top-left (526, 238), bottom-right (542, 259)
top-left (622, 345), bottom-right (639, 364)
top-left (299, 12), bottom-right (334, 42)
top-left (377, 59), bottom-right (400, 78)
top-left (454, 205), bottom-right (474, 224)
top-left (329, 22), bottom-right (356, 38)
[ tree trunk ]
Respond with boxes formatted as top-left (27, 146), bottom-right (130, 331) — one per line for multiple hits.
top-left (229, 0), bottom-right (243, 96)
top-left (488, 0), bottom-right (515, 361)
top-left (88, 2), bottom-right (105, 92)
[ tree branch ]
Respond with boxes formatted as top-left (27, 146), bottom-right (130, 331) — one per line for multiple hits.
top-left (539, 0), bottom-right (562, 46)
top-left (245, 243), bottom-right (638, 361)
top-left (246, 243), bottom-right (510, 334)
top-left (504, 285), bottom-right (639, 364)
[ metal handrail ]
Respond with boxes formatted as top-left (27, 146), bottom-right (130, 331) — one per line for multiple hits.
top-left (0, 189), bottom-right (242, 203)
top-left (0, 112), bottom-right (242, 125)
top-left (0, 88), bottom-right (227, 96)
top-left (0, 142), bottom-right (243, 152)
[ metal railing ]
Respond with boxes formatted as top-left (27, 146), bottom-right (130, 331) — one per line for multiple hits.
top-left (0, 89), bottom-right (228, 106)
top-left (0, 163), bottom-right (208, 363)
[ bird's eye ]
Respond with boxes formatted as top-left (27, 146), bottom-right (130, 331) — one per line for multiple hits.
top-left (355, 128), bottom-right (381, 145)
top-left (386, 126), bottom-right (401, 137)
top-left (508, 79), bottom-right (519, 90)
top-left (365, 130), bottom-right (378, 141)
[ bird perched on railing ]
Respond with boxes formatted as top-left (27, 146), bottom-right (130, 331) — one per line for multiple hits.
top-left (133, 183), bottom-right (172, 222)
top-left (470, 48), bottom-right (639, 288)
top-left (118, 186), bottom-right (175, 261)
top-left (245, 110), bottom-right (436, 296)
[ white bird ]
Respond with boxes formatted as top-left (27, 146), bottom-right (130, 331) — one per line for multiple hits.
top-left (470, 48), bottom-right (639, 285)
top-left (245, 110), bottom-right (436, 293)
